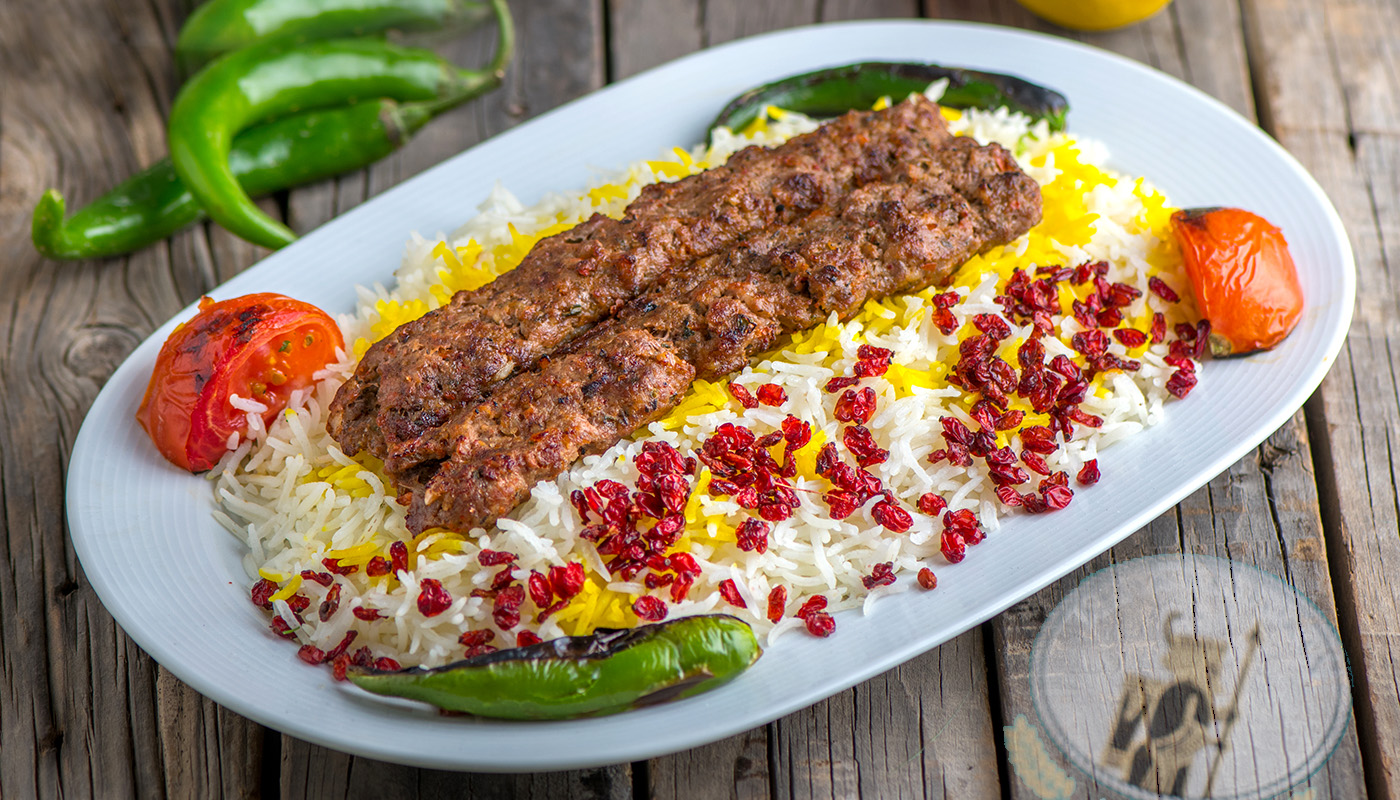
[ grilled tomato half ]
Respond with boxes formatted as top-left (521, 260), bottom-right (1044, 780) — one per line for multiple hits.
top-left (137, 293), bottom-right (343, 471)
top-left (1170, 207), bottom-right (1304, 356)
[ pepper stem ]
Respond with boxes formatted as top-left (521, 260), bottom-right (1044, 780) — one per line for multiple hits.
top-left (388, 0), bottom-right (515, 139)
top-left (31, 189), bottom-right (69, 259)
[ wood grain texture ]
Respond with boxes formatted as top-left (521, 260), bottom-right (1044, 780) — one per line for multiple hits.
top-left (0, 0), bottom-right (264, 797)
top-left (1241, 0), bottom-right (1400, 796)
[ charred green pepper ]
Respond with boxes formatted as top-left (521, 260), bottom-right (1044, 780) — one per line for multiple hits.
top-left (167, 0), bottom-right (512, 250)
top-left (348, 614), bottom-right (761, 719)
top-left (36, 98), bottom-right (446, 259)
top-left (708, 61), bottom-right (1069, 138)
top-left (175, 0), bottom-right (493, 75)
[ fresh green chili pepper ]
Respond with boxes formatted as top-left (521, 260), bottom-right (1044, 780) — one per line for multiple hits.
top-left (168, 0), bottom-right (513, 250)
top-left (34, 98), bottom-right (447, 260)
top-left (348, 614), bottom-right (762, 719)
top-left (708, 61), bottom-right (1070, 138)
top-left (175, 0), bottom-right (493, 75)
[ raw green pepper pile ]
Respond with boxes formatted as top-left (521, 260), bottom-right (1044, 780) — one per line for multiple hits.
top-left (33, 0), bottom-right (513, 259)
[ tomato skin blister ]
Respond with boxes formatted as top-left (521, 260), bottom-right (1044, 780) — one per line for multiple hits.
top-left (1170, 207), bottom-right (1304, 356)
top-left (137, 293), bottom-right (343, 471)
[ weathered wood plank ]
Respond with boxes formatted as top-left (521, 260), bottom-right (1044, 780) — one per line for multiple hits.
top-left (1242, 0), bottom-right (1400, 796)
top-left (0, 0), bottom-right (264, 797)
top-left (608, 0), bottom-right (704, 81)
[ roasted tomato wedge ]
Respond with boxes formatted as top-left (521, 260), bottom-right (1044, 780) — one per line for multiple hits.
top-left (137, 293), bottom-right (343, 471)
top-left (1170, 207), bottom-right (1304, 356)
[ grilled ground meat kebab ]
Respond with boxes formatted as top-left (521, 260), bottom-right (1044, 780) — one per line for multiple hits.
top-left (329, 98), bottom-right (957, 473)
top-left (401, 136), bottom-right (1041, 533)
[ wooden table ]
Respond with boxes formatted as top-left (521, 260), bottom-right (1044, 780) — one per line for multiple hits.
top-left (2, 0), bottom-right (1394, 797)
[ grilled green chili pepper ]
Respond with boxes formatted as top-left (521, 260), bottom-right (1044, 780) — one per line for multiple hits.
top-left (34, 98), bottom-right (450, 260)
top-left (348, 614), bottom-right (762, 719)
top-left (708, 61), bottom-right (1069, 138)
top-left (168, 0), bottom-right (512, 250)
top-left (175, 0), bottom-right (492, 75)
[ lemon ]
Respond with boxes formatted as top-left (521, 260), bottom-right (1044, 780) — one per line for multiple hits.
top-left (1015, 0), bottom-right (1172, 31)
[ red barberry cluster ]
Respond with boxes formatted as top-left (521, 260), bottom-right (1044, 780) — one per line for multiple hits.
top-left (527, 562), bottom-right (587, 624)
top-left (1164, 320), bottom-right (1211, 398)
top-left (570, 441), bottom-right (697, 582)
top-left (813, 345), bottom-right (914, 530)
top-left (939, 508), bottom-right (985, 563)
top-left (700, 416), bottom-right (811, 523)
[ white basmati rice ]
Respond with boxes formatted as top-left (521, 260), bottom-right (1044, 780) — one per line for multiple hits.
top-left (212, 98), bottom-right (1200, 667)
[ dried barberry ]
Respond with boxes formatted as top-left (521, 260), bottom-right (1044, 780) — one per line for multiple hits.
top-left (736, 517), bottom-right (770, 553)
top-left (1114, 328), bottom-right (1148, 348)
top-left (301, 569), bottom-right (333, 588)
top-left (527, 571), bottom-right (552, 608)
top-left (862, 562), bottom-right (897, 589)
top-left (389, 541), bottom-right (409, 575)
top-left (478, 549), bottom-right (516, 567)
top-left (549, 562), bottom-right (586, 600)
top-left (516, 631), bottom-right (543, 647)
top-left (416, 579), bottom-right (451, 618)
top-left (459, 629), bottom-right (494, 648)
top-left (834, 387), bottom-right (878, 424)
top-left (796, 595), bottom-right (828, 619)
top-left (633, 595), bottom-right (668, 621)
top-left (781, 415), bottom-right (812, 449)
top-left (1150, 312), bottom-right (1167, 344)
top-left (917, 493), bottom-right (947, 516)
top-left (917, 568), bottom-right (938, 590)
top-left (1043, 484), bottom-right (1074, 510)
top-left (322, 557), bottom-right (358, 576)
top-left (804, 611), bottom-right (836, 637)
top-left (719, 579), bottom-right (748, 608)
top-left (250, 578), bottom-right (277, 610)
top-left (297, 645), bottom-right (326, 665)
top-left (728, 382), bottom-right (759, 409)
top-left (756, 383), bottom-right (787, 406)
top-left (842, 425), bottom-right (888, 467)
top-left (318, 583), bottom-right (342, 623)
top-left (1167, 368), bottom-right (1198, 398)
top-left (1077, 459), bottom-right (1101, 486)
top-left (1149, 276), bottom-right (1180, 302)
top-left (940, 531), bottom-right (967, 564)
top-left (871, 498), bottom-right (912, 532)
top-left (767, 585), bottom-right (787, 622)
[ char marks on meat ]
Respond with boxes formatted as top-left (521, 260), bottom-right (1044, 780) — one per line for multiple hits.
top-left (398, 130), bottom-right (1042, 533)
top-left (329, 99), bottom-right (958, 472)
